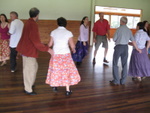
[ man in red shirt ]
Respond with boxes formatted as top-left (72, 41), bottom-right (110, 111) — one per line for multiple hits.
top-left (17, 7), bottom-right (53, 95)
top-left (92, 13), bottom-right (110, 64)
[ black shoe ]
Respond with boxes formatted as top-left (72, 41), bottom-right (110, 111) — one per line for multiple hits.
top-left (132, 77), bottom-right (136, 81)
top-left (103, 58), bottom-right (109, 63)
top-left (93, 58), bottom-right (96, 64)
top-left (120, 83), bottom-right (125, 86)
top-left (32, 85), bottom-right (35, 88)
top-left (65, 90), bottom-right (72, 96)
top-left (109, 81), bottom-right (119, 86)
top-left (76, 62), bottom-right (82, 65)
top-left (52, 87), bottom-right (58, 92)
top-left (24, 90), bottom-right (37, 95)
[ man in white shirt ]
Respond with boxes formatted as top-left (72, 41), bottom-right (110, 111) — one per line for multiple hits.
top-left (9, 11), bottom-right (24, 72)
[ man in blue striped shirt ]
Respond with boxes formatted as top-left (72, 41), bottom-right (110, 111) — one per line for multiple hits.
top-left (110, 16), bottom-right (141, 85)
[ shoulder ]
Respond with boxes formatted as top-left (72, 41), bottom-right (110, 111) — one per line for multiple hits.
top-left (80, 24), bottom-right (85, 28)
top-left (104, 19), bottom-right (108, 22)
top-left (65, 29), bottom-right (73, 37)
top-left (26, 19), bottom-right (37, 27)
top-left (66, 29), bottom-right (73, 35)
top-left (94, 20), bottom-right (100, 24)
top-left (14, 19), bottom-right (24, 25)
top-left (50, 28), bottom-right (59, 36)
top-left (7, 23), bottom-right (10, 28)
top-left (51, 28), bottom-right (58, 33)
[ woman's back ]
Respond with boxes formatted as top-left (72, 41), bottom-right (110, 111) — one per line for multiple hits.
top-left (135, 29), bottom-right (150, 49)
top-left (51, 26), bottom-right (73, 54)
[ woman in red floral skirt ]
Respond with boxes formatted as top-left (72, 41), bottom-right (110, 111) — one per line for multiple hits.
top-left (45, 17), bottom-right (81, 96)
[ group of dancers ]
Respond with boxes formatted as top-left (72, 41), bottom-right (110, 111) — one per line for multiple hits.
top-left (0, 9), bottom-right (150, 95)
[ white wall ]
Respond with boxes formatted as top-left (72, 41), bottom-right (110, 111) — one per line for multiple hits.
top-left (95, 0), bottom-right (150, 22)
top-left (0, 0), bottom-right (92, 20)
top-left (1, 0), bottom-right (150, 21)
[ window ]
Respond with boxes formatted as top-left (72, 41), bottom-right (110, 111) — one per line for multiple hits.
top-left (111, 15), bottom-right (122, 28)
top-left (95, 6), bottom-right (141, 29)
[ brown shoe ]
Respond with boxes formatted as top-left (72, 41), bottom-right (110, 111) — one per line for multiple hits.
top-left (109, 81), bottom-right (119, 86)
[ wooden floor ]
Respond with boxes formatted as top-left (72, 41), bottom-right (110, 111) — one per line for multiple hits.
top-left (1, 41), bottom-right (150, 113)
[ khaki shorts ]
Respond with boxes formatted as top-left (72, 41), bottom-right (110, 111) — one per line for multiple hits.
top-left (95, 35), bottom-right (108, 50)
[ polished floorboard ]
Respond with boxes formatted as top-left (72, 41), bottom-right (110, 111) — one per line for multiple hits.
top-left (1, 41), bottom-right (150, 113)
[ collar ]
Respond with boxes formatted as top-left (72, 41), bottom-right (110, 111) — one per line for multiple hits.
top-left (29, 18), bottom-right (34, 21)
top-left (58, 26), bottom-right (66, 29)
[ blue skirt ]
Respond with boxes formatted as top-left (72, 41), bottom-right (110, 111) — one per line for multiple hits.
top-left (128, 48), bottom-right (150, 77)
top-left (72, 41), bottom-right (88, 62)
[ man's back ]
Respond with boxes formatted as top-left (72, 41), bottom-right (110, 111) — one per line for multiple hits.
top-left (113, 25), bottom-right (134, 45)
top-left (9, 19), bottom-right (24, 48)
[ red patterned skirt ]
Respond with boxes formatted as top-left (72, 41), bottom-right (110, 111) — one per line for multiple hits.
top-left (0, 39), bottom-right (10, 62)
top-left (45, 53), bottom-right (81, 87)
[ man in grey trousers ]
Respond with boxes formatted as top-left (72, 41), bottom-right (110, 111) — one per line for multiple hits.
top-left (110, 16), bottom-right (141, 85)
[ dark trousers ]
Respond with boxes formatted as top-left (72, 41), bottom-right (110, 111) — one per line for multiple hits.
top-left (10, 47), bottom-right (18, 70)
top-left (112, 45), bottom-right (128, 84)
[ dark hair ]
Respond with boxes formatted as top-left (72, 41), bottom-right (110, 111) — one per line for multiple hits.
top-left (57, 17), bottom-right (67, 27)
top-left (143, 20), bottom-right (148, 27)
top-left (29, 7), bottom-right (40, 18)
top-left (143, 20), bottom-right (149, 36)
top-left (137, 22), bottom-right (144, 29)
top-left (10, 11), bottom-right (18, 17)
top-left (0, 14), bottom-right (9, 23)
top-left (80, 16), bottom-right (88, 25)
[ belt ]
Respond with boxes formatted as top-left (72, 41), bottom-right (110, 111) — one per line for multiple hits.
top-left (97, 35), bottom-right (106, 36)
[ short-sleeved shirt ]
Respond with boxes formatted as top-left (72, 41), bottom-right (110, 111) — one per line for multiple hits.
top-left (9, 19), bottom-right (24, 48)
top-left (51, 27), bottom-right (73, 54)
top-left (113, 25), bottom-right (134, 45)
top-left (134, 29), bottom-right (150, 49)
top-left (92, 19), bottom-right (110, 36)
top-left (78, 24), bottom-right (89, 41)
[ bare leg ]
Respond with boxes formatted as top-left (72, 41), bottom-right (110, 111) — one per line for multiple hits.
top-left (103, 48), bottom-right (109, 63)
top-left (93, 49), bottom-right (98, 64)
top-left (66, 85), bottom-right (70, 91)
top-left (1, 60), bottom-right (6, 66)
top-left (66, 85), bottom-right (72, 96)
top-left (104, 48), bottom-right (108, 58)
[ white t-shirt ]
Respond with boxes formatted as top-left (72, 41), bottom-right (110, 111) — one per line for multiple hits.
top-left (9, 19), bottom-right (24, 48)
top-left (51, 27), bottom-right (73, 54)
top-left (134, 29), bottom-right (150, 49)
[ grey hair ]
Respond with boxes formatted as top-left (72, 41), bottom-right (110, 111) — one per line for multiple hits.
top-left (120, 16), bottom-right (128, 24)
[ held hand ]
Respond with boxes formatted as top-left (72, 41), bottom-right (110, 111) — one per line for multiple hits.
top-left (72, 49), bottom-right (76, 53)
top-left (107, 36), bottom-right (111, 42)
top-left (83, 42), bottom-right (86, 46)
top-left (138, 49), bottom-right (142, 54)
top-left (93, 38), bottom-right (96, 43)
top-left (128, 42), bottom-right (133, 46)
top-left (48, 48), bottom-right (54, 56)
